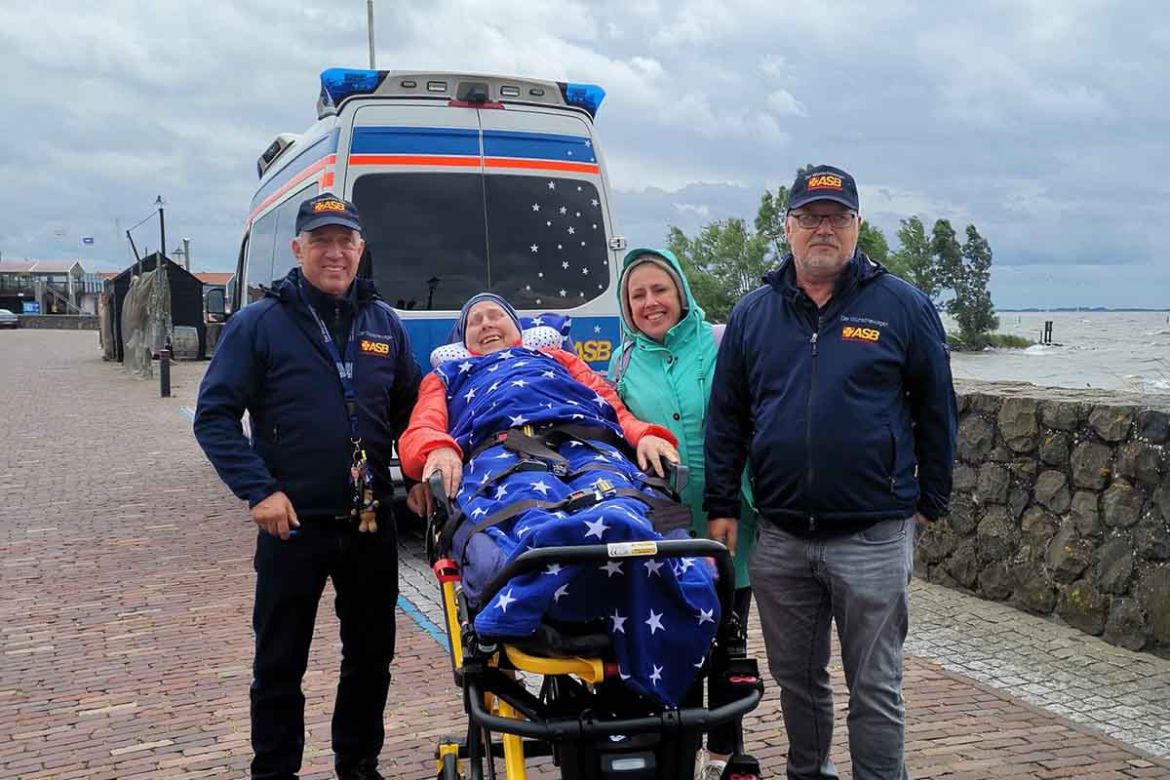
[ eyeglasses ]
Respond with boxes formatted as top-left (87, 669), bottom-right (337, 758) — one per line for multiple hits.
top-left (789, 212), bottom-right (857, 230)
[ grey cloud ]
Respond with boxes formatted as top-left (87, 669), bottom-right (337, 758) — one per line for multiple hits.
top-left (0, 0), bottom-right (1164, 310)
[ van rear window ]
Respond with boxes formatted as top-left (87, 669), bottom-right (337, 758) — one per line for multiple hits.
top-left (354, 173), bottom-right (608, 312)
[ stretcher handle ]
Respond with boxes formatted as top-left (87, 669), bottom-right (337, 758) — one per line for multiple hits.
top-left (465, 679), bottom-right (761, 740)
top-left (428, 470), bottom-right (453, 519)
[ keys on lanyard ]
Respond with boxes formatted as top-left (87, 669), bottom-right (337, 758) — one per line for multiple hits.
top-left (350, 438), bottom-right (380, 533)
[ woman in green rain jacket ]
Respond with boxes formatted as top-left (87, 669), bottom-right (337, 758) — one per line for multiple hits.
top-left (608, 247), bottom-right (758, 776)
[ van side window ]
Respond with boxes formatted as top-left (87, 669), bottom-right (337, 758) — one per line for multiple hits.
top-left (270, 186), bottom-right (318, 286)
top-left (245, 210), bottom-right (278, 303)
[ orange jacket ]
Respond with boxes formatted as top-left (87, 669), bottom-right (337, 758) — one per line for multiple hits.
top-left (399, 348), bottom-right (677, 480)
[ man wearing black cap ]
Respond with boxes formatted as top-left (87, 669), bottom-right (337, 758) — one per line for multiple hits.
top-left (704, 166), bottom-right (957, 779)
top-left (195, 193), bottom-right (421, 780)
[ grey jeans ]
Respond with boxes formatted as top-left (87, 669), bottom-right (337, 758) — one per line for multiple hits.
top-left (750, 517), bottom-right (915, 780)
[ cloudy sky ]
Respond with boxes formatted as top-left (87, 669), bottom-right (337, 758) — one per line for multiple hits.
top-left (1, 0), bottom-right (1167, 309)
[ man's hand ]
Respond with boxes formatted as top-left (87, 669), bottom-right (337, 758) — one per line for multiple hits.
top-left (406, 481), bottom-right (434, 517)
top-left (914, 512), bottom-right (931, 528)
top-left (251, 491), bottom-right (300, 540)
top-left (636, 435), bottom-right (680, 478)
top-left (708, 517), bottom-right (738, 555)
top-left (423, 446), bottom-right (463, 499)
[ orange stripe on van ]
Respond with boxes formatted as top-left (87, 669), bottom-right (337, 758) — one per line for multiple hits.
top-left (320, 172), bottom-right (335, 188)
top-left (485, 158), bottom-right (600, 174)
top-left (249, 154), bottom-right (338, 223)
top-left (348, 154), bottom-right (481, 167)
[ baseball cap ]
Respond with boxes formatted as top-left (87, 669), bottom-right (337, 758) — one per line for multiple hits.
top-left (787, 165), bottom-right (859, 212)
top-left (294, 193), bottom-right (363, 234)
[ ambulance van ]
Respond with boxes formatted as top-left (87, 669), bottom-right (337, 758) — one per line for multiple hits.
top-left (235, 68), bottom-right (626, 370)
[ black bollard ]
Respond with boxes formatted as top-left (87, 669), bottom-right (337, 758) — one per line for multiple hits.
top-left (159, 345), bottom-right (172, 397)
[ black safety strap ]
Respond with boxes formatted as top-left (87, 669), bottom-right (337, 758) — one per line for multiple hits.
top-left (466, 458), bottom-right (549, 500)
top-left (468, 484), bottom-right (684, 538)
top-left (466, 423), bottom-right (632, 464)
top-left (503, 428), bottom-right (569, 475)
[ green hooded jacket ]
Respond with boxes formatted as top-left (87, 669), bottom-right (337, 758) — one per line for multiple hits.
top-left (607, 248), bottom-right (757, 588)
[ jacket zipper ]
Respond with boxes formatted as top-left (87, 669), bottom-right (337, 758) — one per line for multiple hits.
top-left (804, 312), bottom-right (821, 533)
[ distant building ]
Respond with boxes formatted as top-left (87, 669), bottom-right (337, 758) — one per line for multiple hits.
top-left (0, 259), bottom-right (105, 315)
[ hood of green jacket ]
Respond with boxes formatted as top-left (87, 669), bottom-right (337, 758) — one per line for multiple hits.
top-left (616, 247), bottom-right (707, 349)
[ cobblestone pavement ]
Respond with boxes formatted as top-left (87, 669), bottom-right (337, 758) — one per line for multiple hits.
top-left (2, 331), bottom-right (1168, 779)
top-left (908, 581), bottom-right (1170, 758)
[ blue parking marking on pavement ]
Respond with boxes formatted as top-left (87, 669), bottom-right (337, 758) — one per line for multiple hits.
top-left (397, 594), bottom-right (447, 648)
top-left (178, 406), bottom-right (196, 422)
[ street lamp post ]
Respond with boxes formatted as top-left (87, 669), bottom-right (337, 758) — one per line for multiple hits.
top-left (367, 0), bottom-right (376, 68)
top-left (155, 196), bottom-right (166, 272)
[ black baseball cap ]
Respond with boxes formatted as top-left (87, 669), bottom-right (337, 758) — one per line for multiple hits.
top-left (294, 193), bottom-right (363, 234)
top-left (788, 165), bottom-right (859, 212)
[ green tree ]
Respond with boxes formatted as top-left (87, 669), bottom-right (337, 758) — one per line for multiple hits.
top-left (857, 221), bottom-right (890, 265)
top-left (931, 219), bottom-right (999, 342)
top-left (754, 164), bottom-right (814, 264)
top-left (754, 185), bottom-right (790, 263)
top-left (890, 216), bottom-right (937, 299)
top-left (930, 218), bottom-right (963, 293)
top-left (666, 219), bottom-right (769, 322)
top-left (954, 224), bottom-right (998, 337)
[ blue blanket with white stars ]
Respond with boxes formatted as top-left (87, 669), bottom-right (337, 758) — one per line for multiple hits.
top-left (435, 347), bottom-right (720, 706)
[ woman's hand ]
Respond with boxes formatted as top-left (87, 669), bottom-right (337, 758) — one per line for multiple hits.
top-left (406, 482), bottom-right (434, 517)
top-left (636, 435), bottom-right (679, 478)
top-left (423, 446), bottom-right (463, 499)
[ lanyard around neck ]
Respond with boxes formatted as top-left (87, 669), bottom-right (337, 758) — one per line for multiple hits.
top-left (298, 280), bottom-right (360, 441)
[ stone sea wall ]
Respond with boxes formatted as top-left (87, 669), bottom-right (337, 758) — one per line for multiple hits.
top-left (916, 381), bottom-right (1170, 657)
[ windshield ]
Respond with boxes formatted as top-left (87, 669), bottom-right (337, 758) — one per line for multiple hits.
top-left (353, 173), bottom-right (609, 311)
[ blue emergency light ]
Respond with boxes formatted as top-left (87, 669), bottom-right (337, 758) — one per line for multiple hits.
top-left (319, 68), bottom-right (386, 109)
top-left (560, 82), bottom-right (606, 117)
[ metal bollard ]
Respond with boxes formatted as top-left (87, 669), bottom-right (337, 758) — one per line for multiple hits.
top-left (159, 345), bottom-right (172, 397)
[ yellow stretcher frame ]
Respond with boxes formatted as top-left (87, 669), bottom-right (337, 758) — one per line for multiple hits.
top-left (437, 571), bottom-right (610, 779)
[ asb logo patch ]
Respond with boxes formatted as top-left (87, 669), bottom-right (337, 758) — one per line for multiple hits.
top-left (806, 174), bottom-right (844, 191)
top-left (313, 199), bottom-right (347, 214)
top-left (842, 325), bottom-right (881, 343)
top-left (360, 339), bottom-right (391, 357)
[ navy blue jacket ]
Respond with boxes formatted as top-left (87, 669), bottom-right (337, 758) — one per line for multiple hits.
top-left (704, 253), bottom-right (957, 533)
top-left (194, 269), bottom-right (421, 518)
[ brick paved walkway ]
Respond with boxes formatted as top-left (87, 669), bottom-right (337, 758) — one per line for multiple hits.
top-left (1, 331), bottom-right (1167, 779)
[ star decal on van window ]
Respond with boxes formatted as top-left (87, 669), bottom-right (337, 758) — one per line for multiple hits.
top-left (497, 177), bottom-right (610, 305)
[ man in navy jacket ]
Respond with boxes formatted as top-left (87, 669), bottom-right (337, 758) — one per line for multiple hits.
top-left (195, 194), bottom-right (420, 780)
top-left (705, 166), bottom-right (956, 780)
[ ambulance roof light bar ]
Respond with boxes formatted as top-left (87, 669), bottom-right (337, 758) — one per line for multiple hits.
top-left (315, 67), bottom-right (607, 119)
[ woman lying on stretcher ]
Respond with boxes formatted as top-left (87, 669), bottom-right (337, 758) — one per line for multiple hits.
top-left (398, 292), bottom-right (724, 706)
